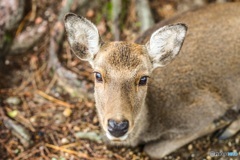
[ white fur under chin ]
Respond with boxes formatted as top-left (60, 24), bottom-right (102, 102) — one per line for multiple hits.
top-left (106, 132), bottom-right (128, 141)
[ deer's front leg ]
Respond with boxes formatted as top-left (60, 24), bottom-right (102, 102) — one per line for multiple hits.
top-left (144, 123), bottom-right (218, 159)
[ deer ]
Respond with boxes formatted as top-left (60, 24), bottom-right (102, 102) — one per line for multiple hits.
top-left (64, 3), bottom-right (240, 159)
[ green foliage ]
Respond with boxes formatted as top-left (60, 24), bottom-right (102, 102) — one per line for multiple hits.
top-left (119, 0), bottom-right (129, 29)
top-left (3, 32), bottom-right (13, 43)
top-left (103, 1), bottom-right (113, 21)
top-left (134, 21), bottom-right (142, 27)
top-left (96, 1), bottom-right (112, 24)
top-left (7, 110), bottom-right (18, 118)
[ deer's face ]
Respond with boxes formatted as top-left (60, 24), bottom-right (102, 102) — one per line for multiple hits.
top-left (64, 13), bottom-right (187, 142)
top-left (92, 42), bottom-right (152, 141)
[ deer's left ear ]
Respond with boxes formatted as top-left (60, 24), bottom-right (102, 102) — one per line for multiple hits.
top-left (145, 24), bottom-right (187, 69)
top-left (64, 13), bottom-right (102, 62)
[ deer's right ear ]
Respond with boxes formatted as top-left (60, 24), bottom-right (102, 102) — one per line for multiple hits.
top-left (64, 13), bottom-right (102, 61)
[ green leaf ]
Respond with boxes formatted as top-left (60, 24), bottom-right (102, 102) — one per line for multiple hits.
top-left (8, 110), bottom-right (18, 118)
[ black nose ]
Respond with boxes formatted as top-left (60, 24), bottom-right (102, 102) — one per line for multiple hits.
top-left (107, 119), bottom-right (129, 137)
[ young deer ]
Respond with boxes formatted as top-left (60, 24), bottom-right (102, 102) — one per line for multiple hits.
top-left (64, 3), bottom-right (240, 158)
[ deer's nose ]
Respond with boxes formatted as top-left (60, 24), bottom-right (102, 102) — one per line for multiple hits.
top-left (107, 119), bottom-right (129, 138)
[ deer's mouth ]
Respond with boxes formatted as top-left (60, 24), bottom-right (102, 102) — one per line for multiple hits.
top-left (106, 131), bottom-right (128, 141)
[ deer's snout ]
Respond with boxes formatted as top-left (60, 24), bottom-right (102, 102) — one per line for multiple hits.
top-left (107, 119), bottom-right (129, 138)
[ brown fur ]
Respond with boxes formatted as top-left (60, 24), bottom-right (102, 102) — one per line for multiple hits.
top-left (65, 3), bottom-right (240, 158)
top-left (92, 41), bottom-right (152, 142)
top-left (135, 3), bottom-right (240, 157)
top-left (101, 42), bottom-right (144, 70)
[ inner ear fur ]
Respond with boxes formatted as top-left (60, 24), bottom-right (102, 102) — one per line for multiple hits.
top-left (64, 13), bottom-right (103, 61)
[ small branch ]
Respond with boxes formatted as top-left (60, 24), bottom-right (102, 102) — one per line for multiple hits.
top-left (36, 90), bottom-right (73, 108)
top-left (6, 107), bottom-right (36, 132)
top-left (60, 142), bottom-right (80, 148)
top-left (3, 117), bottom-right (32, 148)
top-left (45, 143), bottom-right (92, 159)
top-left (14, 142), bottom-right (43, 160)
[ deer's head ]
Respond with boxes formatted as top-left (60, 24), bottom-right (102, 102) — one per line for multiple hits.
top-left (64, 13), bottom-right (187, 142)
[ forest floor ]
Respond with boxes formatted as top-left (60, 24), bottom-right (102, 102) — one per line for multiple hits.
top-left (0, 0), bottom-right (239, 159)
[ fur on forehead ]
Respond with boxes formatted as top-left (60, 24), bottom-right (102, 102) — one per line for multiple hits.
top-left (94, 42), bottom-right (149, 70)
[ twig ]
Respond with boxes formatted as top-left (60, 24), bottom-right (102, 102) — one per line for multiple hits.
top-left (6, 107), bottom-right (36, 132)
top-left (49, 133), bottom-right (59, 146)
top-left (40, 145), bottom-right (50, 160)
top-left (30, 0), bottom-right (37, 21)
top-left (113, 153), bottom-right (125, 160)
top-left (36, 90), bottom-right (73, 108)
top-left (15, 12), bottom-right (31, 36)
top-left (0, 107), bottom-right (7, 120)
top-left (45, 73), bottom-right (57, 93)
top-left (13, 72), bottom-right (34, 94)
top-left (3, 118), bottom-right (32, 148)
top-left (0, 109), bottom-right (14, 157)
top-left (15, 148), bottom-right (40, 160)
top-left (45, 143), bottom-right (92, 159)
top-left (13, 63), bottom-right (47, 95)
top-left (60, 142), bottom-right (80, 148)
top-left (14, 143), bottom-right (42, 160)
top-left (0, 139), bottom-right (14, 157)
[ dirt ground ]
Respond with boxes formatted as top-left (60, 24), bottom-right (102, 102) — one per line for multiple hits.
top-left (0, 0), bottom-right (239, 160)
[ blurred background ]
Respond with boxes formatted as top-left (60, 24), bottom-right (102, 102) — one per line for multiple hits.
top-left (0, 0), bottom-right (239, 159)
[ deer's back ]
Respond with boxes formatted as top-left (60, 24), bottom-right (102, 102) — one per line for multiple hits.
top-left (137, 3), bottom-right (240, 103)
top-left (137, 3), bottom-right (240, 139)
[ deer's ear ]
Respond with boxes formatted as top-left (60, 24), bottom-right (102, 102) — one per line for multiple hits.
top-left (64, 13), bottom-right (102, 61)
top-left (145, 24), bottom-right (187, 69)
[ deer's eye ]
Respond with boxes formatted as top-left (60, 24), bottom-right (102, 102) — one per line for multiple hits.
top-left (139, 76), bottom-right (148, 86)
top-left (95, 72), bottom-right (103, 82)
